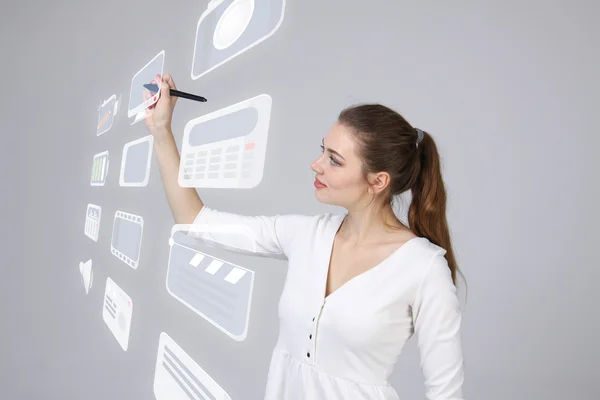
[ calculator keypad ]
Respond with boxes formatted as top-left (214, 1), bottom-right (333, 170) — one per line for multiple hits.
top-left (182, 139), bottom-right (255, 183)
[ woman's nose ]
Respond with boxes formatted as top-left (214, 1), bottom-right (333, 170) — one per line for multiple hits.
top-left (310, 158), bottom-right (322, 172)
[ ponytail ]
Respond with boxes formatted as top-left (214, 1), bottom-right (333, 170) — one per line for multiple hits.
top-left (408, 130), bottom-right (464, 288)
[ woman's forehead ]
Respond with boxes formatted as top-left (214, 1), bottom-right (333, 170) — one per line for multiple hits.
top-left (325, 123), bottom-right (358, 156)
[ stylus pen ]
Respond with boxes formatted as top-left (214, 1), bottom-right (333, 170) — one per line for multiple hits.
top-left (143, 83), bottom-right (207, 102)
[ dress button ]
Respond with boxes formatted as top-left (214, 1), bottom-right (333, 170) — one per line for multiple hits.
top-left (309, 334), bottom-right (312, 339)
top-left (312, 317), bottom-right (315, 321)
top-left (307, 352), bottom-right (310, 358)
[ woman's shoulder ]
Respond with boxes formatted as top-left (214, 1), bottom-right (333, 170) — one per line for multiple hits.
top-left (277, 211), bottom-right (345, 237)
top-left (391, 234), bottom-right (449, 280)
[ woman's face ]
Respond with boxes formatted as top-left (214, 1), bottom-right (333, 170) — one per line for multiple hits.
top-left (310, 122), bottom-right (373, 209)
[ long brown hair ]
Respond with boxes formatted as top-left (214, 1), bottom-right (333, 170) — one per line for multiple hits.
top-left (338, 104), bottom-right (464, 287)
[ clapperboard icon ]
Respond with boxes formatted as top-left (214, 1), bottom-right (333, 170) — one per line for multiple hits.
top-left (166, 223), bottom-right (257, 341)
top-left (153, 332), bottom-right (232, 400)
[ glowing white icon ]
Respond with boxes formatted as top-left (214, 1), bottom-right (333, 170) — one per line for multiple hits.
top-left (179, 94), bottom-right (272, 189)
top-left (192, 0), bottom-right (286, 80)
top-left (119, 135), bottom-right (154, 187)
top-left (111, 211), bottom-right (144, 269)
top-left (153, 332), bottom-right (232, 400)
top-left (102, 277), bottom-right (133, 351)
top-left (97, 94), bottom-right (121, 136)
top-left (128, 50), bottom-right (165, 125)
top-left (90, 151), bottom-right (109, 186)
top-left (79, 259), bottom-right (93, 294)
top-left (167, 223), bottom-right (257, 341)
top-left (213, 0), bottom-right (255, 50)
top-left (84, 204), bottom-right (101, 242)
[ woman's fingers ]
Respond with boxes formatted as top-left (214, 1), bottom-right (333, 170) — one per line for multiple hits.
top-left (163, 73), bottom-right (177, 90)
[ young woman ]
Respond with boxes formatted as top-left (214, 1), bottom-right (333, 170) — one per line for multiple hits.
top-left (145, 74), bottom-right (465, 400)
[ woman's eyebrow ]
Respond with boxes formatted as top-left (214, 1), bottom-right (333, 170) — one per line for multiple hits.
top-left (322, 138), bottom-right (345, 160)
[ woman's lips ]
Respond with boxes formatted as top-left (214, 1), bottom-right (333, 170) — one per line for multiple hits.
top-left (314, 178), bottom-right (327, 188)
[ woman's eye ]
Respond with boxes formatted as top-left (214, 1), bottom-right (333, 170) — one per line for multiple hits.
top-left (321, 145), bottom-right (339, 166)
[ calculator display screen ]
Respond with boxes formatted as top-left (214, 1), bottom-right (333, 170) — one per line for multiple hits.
top-left (188, 107), bottom-right (258, 146)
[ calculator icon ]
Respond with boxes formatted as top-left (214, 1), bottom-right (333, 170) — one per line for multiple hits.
top-left (179, 94), bottom-right (271, 189)
top-left (84, 204), bottom-right (102, 242)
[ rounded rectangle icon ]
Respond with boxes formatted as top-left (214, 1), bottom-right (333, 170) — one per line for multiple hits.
top-left (97, 94), bottom-right (121, 136)
top-left (128, 50), bottom-right (165, 123)
top-left (90, 151), bottom-right (110, 186)
top-left (120, 135), bottom-right (154, 187)
top-left (178, 94), bottom-right (272, 189)
top-left (166, 225), bottom-right (256, 341)
top-left (111, 211), bottom-right (144, 269)
top-left (153, 332), bottom-right (232, 400)
top-left (192, 0), bottom-right (286, 80)
top-left (102, 277), bottom-right (133, 351)
top-left (84, 203), bottom-right (102, 242)
top-left (79, 259), bottom-right (93, 294)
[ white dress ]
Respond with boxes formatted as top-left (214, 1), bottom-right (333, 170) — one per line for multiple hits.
top-left (192, 205), bottom-right (465, 400)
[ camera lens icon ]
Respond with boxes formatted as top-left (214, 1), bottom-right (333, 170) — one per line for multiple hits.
top-left (213, 0), bottom-right (255, 50)
top-left (192, 0), bottom-right (286, 80)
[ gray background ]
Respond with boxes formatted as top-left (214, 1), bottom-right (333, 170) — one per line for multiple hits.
top-left (1, 0), bottom-right (598, 399)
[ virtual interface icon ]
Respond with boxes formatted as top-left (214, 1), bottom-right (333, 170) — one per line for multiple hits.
top-left (97, 94), bottom-right (120, 136)
top-left (153, 332), bottom-right (232, 400)
top-left (167, 228), bottom-right (255, 341)
top-left (128, 50), bottom-right (165, 125)
top-left (179, 94), bottom-right (272, 189)
top-left (102, 277), bottom-right (133, 351)
top-left (111, 211), bottom-right (144, 269)
top-left (120, 135), bottom-right (154, 187)
top-left (79, 259), bottom-right (93, 294)
top-left (90, 151), bottom-right (110, 186)
top-left (192, 0), bottom-right (286, 80)
top-left (84, 204), bottom-right (102, 242)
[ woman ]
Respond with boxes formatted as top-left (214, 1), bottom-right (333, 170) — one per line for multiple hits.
top-left (145, 74), bottom-right (465, 400)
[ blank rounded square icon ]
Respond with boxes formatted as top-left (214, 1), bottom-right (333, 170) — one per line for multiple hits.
top-left (111, 211), bottom-right (144, 269)
top-left (120, 135), bottom-right (154, 187)
top-left (153, 332), bottom-right (232, 400)
top-left (128, 50), bottom-right (165, 125)
top-left (178, 94), bottom-right (272, 189)
top-left (191, 0), bottom-right (286, 80)
top-left (97, 94), bottom-right (121, 136)
top-left (90, 150), bottom-right (109, 186)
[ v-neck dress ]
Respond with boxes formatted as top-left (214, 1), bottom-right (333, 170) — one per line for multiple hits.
top-left (191, 205), bottom-right (465, 400)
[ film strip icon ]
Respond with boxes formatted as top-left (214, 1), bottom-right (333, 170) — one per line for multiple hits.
top-left (111, 210), bottom-right (144, 269)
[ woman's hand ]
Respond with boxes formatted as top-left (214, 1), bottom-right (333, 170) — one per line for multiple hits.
top-left (144, 73), bottom-right (179, 141)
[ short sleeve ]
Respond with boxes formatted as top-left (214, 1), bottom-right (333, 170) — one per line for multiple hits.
top-left (412, 251), bottom-right (465, 400)
top-left (188, 204), bottom-right (312, 261)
